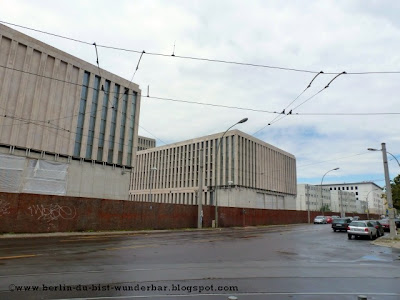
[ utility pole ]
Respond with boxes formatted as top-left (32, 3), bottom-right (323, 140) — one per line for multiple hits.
top-left (307, 185), bottom-right (310, 224)
top-left (382, 143), bottom-right (397, 238)
top-left (197, 148), bottom-right (204, 229)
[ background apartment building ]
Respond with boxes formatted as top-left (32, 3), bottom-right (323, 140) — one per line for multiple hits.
top-left (0, 24), bottom-right (141, 200)
top-left (130, 130), bottom-right (297, 209)
top-left (297, 184), bottom-right (363, 215)
top-left (322, 182), bottom-right (384, 215)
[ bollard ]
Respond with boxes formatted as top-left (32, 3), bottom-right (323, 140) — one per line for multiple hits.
top-left (357, 296), bottom-right (367, 300)
top-left (228, 296), bottom-right (238, 300)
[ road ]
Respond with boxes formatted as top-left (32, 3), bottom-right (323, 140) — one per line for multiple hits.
top-left (0, 224), bottom-right (399, 300)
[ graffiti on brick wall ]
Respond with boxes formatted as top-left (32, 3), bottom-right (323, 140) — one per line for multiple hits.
top-left (0, 199), bottom-right (11, 216)
top-left (27, 204), bottom-right (77, 223)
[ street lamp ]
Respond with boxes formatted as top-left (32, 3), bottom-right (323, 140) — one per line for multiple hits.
top-left (149, 167), bottom-right (157, 202)
top-left (368, 148), bottom-right (400, 168)
top-left (214, 117), bottom-right (248, 228)
top-left (368, 144), bottom-right (397, 238)
top-left (320, 167), bottom-right (339, 215)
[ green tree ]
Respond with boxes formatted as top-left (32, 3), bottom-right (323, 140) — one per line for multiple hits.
top-left (391, 174), bottom-right (400, 211)
top-left (320, 204), bottom-right (331, 212)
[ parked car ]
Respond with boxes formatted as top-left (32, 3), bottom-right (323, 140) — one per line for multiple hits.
top-left (332, 218), bottom-right (352, 232)
top-left (347, 220), bottom-right (378, 240)
top-left (352, 216), bottom-right (360, 221)
top-left (325, 216), bottom-right (333, 224)
top-left (314, 216), bottom-right (327, 224)
top-left (369, 220), bottom-right (384, 237)
top-left (380, 218), bottom-right (400, 231)
top-left (331, 215), bottom-right (340, 219)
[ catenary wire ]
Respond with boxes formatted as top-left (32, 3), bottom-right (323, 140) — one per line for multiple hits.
top-left (1, 64), bottom-right (399, 121)
top-left (252, 71), bottom-right (324, 135)
top-left (3, 20), bottom-right (400, 75)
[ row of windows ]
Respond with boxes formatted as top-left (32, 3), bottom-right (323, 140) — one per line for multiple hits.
top-left (330, 186), bottom-right (358, 191)
top-left (73, 71), bottom-right (138, 166)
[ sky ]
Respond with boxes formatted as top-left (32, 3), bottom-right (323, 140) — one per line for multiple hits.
top-left (1, 0), bottom-right (399, 187)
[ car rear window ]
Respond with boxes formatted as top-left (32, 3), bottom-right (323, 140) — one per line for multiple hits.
top-left (334, 219), bottom-right (346, 223)
top-left (350, 221), bottom-right (366, 227)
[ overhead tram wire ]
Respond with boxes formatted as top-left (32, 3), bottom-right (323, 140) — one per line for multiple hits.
top-left (138, 125), bottom-right (167, 146)
top-left (266, 72), bottom-right (347, 127)
top-left (4, 20), bottom-right (400, 75)
top-left (1, 63), bottom-right (399, 125)
top-left (253, 71), bottom-right (324, 135)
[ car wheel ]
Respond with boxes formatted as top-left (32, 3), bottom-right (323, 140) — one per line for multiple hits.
top-left (369, 233), bottom-right (373, 240)
top-left (333, 229), bottom-right (336, 232)
top-left (348, 234), bottom-right (352, 240)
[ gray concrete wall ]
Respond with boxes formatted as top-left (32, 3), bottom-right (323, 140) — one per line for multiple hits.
top-left (0, 147), bottom-right (129, 200)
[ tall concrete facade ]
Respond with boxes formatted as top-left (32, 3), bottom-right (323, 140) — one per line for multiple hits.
top-left (0, 24), bottom-right (141, 200)
top-left (0, 24), bottom-right (141, 167)
top-left (130, 130), bottom-right (297, 209)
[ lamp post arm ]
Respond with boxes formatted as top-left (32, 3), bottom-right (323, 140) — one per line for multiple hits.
top-left (387, 152), bottom-right (400, 168)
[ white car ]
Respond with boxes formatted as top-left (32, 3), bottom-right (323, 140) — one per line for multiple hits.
top-left (313, 216), bottom-right (327, 224)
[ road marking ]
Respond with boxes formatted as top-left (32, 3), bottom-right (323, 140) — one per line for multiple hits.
top-left (49, 291), bottom-right (400, 299)
top-left (0, 254), bottom-right (37, 260)
top-left (105, 244), bottom-right (158, 251)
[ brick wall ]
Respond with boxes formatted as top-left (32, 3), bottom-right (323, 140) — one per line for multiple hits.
top-left (0, 193), bottom-right (378, 233)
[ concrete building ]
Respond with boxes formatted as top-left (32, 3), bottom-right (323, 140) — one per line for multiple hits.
top-left (323, 182), bottom-right (384, 215)
top-left (137, 136), bottom-right (156, 151)
top-left (296, 184), bottom-right (332, 212)
top-left (0, 24), bottom-right (141, 200)
top-left (130, 130), bottom-right (297, 209)
top-left (296, 184), bottom-right (364, 214)
top-left (330, 190), bottom-right (357, 216)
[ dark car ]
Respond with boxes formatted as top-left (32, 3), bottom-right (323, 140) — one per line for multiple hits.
top-left (369, 220), bottom-right (384, 237)
top-left (332, 218), bottom-right (352, 232)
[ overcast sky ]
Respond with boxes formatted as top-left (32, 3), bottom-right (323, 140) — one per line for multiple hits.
top-left (1, 0), bottom-right (400, 187)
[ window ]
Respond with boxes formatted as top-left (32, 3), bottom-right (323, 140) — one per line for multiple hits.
top-left (355, 186), bottom-right (358, 190)
top-left (97, 80), bottom-right (110, 161)
top-left (127, 92), bottom-right (137, 166)
top-left (108, 84), bottom-right (120, 163)
top-left (74, 71), bottom-right (90, 157)
top-left (86, 75), bottom-right (101, 159)
top-left (118, 89), bottom-right (128, 165)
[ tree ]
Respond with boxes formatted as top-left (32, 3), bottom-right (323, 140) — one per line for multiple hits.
top-left (391, 174), bottom-right (400, 211)
top-left (320, 204), bottom-right (331, 212)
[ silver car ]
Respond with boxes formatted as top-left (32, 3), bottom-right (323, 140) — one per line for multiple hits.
top-left (313, 216), bottom-right (327, 224)
top-left (347, 221), bottom-right (377, 240)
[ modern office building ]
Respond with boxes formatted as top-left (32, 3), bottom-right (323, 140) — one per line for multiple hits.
top-left (0, 24), bottom-right (141, 200)
top-left (137, 136), bottom-right (156, 151)
top-left (322, 182), bottom-right (384, 215)
top-left (130, 130), bottom-right (297, 209)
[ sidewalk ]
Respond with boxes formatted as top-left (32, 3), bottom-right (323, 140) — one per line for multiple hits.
top-left (372, 230), bottom-right (400, 249)
top-left (0, 223), bottom-right (300, 239)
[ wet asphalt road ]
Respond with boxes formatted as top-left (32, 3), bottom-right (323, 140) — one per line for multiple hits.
top-left (0, 224), bottom-right (399, 300)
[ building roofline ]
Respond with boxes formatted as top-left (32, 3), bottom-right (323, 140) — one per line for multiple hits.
top-left (0, 23), bottom-right (141, 92)
top-left (321, 181), bottom-right (383, 190)
top-left (137, 129), bottom-right (295, 159)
